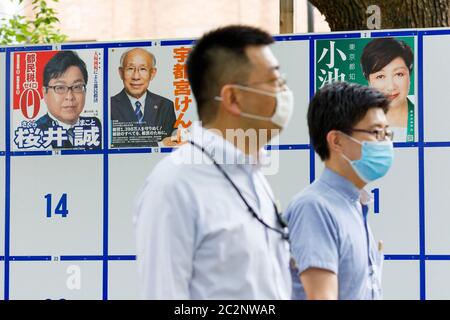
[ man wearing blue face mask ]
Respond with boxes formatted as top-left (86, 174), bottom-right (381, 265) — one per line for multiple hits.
top-left (285, 81), bottom-right (393, 300)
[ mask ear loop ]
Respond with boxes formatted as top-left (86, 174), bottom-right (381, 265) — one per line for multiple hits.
top-left (339, 131), bottom-right (363, 163)
top-left (340, 131), bottom-right (363, 146)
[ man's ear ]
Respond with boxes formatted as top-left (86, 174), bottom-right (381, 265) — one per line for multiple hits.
top-left (118, 67), bottom-right (124, 81)
top-left (149, 67), bottom-right (157, 81)
top-left (218, 84), bottom-right (241, 117)
top-left (326, 130), bottom-right (344, 154)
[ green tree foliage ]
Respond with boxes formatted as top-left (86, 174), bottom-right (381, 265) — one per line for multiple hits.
top-left (0, 0), bottom-right (67, 45)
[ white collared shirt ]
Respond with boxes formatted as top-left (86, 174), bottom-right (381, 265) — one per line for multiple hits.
top-left (126, 92), bottom-right (147, 117)
top-left (133, 124), bottom-right (292, 299)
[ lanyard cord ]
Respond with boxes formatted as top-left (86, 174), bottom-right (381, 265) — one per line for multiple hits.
top-left (189, 140), bottom-right (289, 241)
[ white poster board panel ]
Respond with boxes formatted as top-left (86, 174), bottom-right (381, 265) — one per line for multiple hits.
top-left (108, 152), bottom-right (168, 255)
top-left (426, 261), bottom-right (450, 299)
top-left (108, 260), bottom-right (139, 300)
top-left (0, 158), bottom-right (4, 256)
top-left (9, 261), bottom-right (102, 299)
top-left (382, 260), bottom-right (419, 300)
top-left (368, 148), bottom-right (419, 254)
top-left (265, 149), bottom-right (310, 211)
top-left (423, 35), bottom-right (450, 142)
top-left (9, 155), bottom-right (103, 255)
top-left (425, 148), bottom-right (450, 254)
top-left (271, 40), bottom-right (310, 145)
top-left (0, 51), bottom-right (5, 151)
top-left (0, 261), bottom-right (3, 299)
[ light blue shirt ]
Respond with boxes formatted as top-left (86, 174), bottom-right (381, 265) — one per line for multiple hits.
top-left (285, 167), bottom-right (383, 300)
top-left (133, 125), bottom-right (292, 299)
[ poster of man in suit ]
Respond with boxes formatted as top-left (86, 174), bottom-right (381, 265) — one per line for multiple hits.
top-left (110, 47), bottom-right (182, 148)
top-left (12, 49), bottom-right (103, 151)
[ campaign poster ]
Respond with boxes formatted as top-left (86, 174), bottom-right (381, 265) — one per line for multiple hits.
top-left (315, 37), bottom-right (416, 142)
top-left (12, 49), bottom-right (103, 151)
top-left (108, 44), bottom-right (195, 148)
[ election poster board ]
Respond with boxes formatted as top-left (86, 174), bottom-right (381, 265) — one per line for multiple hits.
top-left (1, 29), bottom-right (450, 300)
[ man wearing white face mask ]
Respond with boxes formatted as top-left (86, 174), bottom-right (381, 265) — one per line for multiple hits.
top-left (285, 81), bottom-right (393, 300)
top-left (134, 25), bottom-right (294, 299)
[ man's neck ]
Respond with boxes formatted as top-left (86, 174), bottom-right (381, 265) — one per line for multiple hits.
top-left (126, 91), bottom-right (147, 103)
top-left (324, 158), bottom-right (366, 190)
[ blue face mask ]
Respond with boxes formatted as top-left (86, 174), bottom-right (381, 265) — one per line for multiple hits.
top-left (341, 133), bottom-right (394, 183)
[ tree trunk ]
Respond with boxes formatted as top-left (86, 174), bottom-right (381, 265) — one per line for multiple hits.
top-left (308, 0), bottom-right (450, 31)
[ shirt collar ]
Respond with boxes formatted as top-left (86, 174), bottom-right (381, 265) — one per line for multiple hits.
top-left (189, 123), bottom-right (269, 172)
top-left (47, 111), bottom-right (79, 130)
top-left (320, 167), bottom-right (372, 203)
top-left (126, 91), bottom-right (147, 113)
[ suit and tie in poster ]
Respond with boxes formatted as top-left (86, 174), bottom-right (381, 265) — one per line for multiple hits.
top-left (109, 46), bottom-right (195, 148)
top-left (110, 47), bottom-right (177, 148)
top-left (12, 49), bottom-right (103, 151)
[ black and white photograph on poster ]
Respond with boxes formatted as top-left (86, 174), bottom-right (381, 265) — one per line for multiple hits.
top-left (11, 49), bottom-right (103, 151)
top-left (109, 45), bottom-right (193, 148)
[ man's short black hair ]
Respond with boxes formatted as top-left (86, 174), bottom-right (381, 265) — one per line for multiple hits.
top-left (187, 25), bottom-right (274, 123)
top-left (308, 82), bottom-right (390, 161)
top-left (360, 38), bottom-right (413, 79)
top-left (43, 50), bottom-right (88, 87)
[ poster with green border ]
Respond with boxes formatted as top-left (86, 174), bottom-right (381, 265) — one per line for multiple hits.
top-left (315, 37), bottom-right (416, 142)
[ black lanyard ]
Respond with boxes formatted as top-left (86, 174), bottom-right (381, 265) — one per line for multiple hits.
top-left (189, 140), bottom-right (289, 241)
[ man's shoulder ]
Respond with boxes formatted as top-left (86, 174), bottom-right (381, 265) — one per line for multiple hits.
top-left (145, 148), bottom-right (199, 194)
top-left (285, 181), bottom-right (332, 218)
top-left (147, 91), bottom-right (173, 106)
top-left (111, 90), bottom-right (127, 104)
top-left (35, 113), bottom-right (51, 127)
top-left (149, 144), bottom-right (215, 184)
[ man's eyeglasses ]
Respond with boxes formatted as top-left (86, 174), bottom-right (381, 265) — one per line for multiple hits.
top-left (46, 84), bottom-right (86, 94)
top-left (350, 128), bottom-right (394, 141)
top-left (123, 66), bottom-right (152, 76)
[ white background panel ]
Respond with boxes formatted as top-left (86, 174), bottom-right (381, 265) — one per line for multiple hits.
top-left (109, 152), bottom-right (169, 254)
top-left (426, 261), bottom-right (450, 299)
top-left (382, 260), bottom-right (419, 299)
top-left (0, 261), bottom-right (3, 299)
top-left (368, 148), bottom-right (419, 254)
top-left (265, 149), bottom-right (310, 211)
top-left (108, 260), bottom-right (139, 299)
top-left (9, 155), bottom-right (103, 255)
top-left (9, 261), bottom-right (102, 299)
top-left (272, 40), bottom-right (310, 145)
top-left (0, 158), bottom-right (4, 256)
top-left (0, 52), bottom-right (5, 151)
top-left (423, 35), bottom-right (450, 141)
top-left (425, 148), bottom-right (450, 254)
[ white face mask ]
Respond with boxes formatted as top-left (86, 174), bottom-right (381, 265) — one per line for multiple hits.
top-left (215, 84), bottom-right (295, 129)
